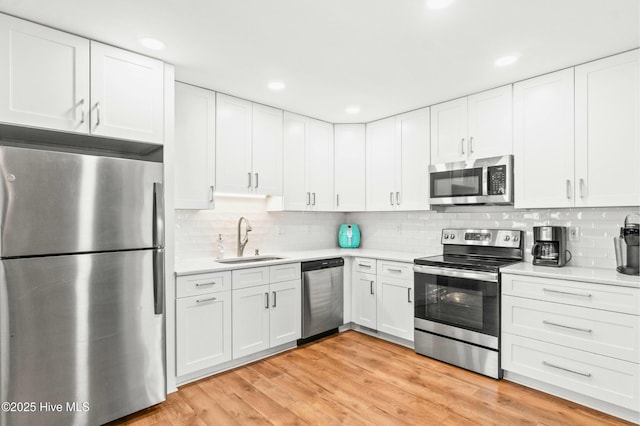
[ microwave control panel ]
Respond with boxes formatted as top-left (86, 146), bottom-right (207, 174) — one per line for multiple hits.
top-left (487, 165), bottom-right (507, 195)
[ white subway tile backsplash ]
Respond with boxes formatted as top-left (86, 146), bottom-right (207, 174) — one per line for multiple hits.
top-left (175, 200), bottom-right (638, 270)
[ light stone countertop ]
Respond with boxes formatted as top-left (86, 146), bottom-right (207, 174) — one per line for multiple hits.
top-left (501, 262), bottom-right (640, 288)
top-left (175, 248), bottom-right (434, 276)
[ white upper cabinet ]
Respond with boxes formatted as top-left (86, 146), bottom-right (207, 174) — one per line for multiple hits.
top-left (334, 124), bottom-right (366, 211)
top-left (396, 108), bottom-right (430, 210)
top-left (514, 69), bottom-right (575, 209)
top-left (575, 50), bottom-right (639, 207)
top-left (174, 82), bottom-right (216, 209)
top-left (215, 94), bottom-right (253, 193)
top-left (90, 42), bottom-right (164, 144)
top-left (366, 117), bottom-right (397, 211)
top-left (0, 15), bottom-right (165, 144)
top-left (252, 103), bottom-right (283, 196)
top-left (515, 50), bottom-right (639, 209)
top-left (366, 108), bottom-right (430, 211)
top-left (216, 94), bottom-right (283, 195)
top-left (282, 112), bottom-right (333, 210)
top-left (0, 14), bottom-right (90, 133)
top-left (431, 85), bottom-right (512, 164)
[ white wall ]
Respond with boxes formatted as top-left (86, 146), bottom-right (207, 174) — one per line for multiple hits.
top-left (175, 196), bottom-right (346, 261)
top-left (175, 199), bottom-right (638, 269)
top-left (347, 206), bottom-right (640, 268)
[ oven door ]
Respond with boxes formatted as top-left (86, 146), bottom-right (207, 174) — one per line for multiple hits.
top-left (413, 265), bottom-right (499, 349)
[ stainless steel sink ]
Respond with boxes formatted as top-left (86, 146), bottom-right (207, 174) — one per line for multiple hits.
top-left (215, 256), bottom-right (285, 264)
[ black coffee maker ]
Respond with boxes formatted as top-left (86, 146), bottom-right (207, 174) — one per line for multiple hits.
top-left (614, 213), bottom-right (640, 276)
top-left (532, 226), bottom-right (572, 267)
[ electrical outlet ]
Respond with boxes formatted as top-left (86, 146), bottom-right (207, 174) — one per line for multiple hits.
top-left (569, 226), bottom-right (580, 242)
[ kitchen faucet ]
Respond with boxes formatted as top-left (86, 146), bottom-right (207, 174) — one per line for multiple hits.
top-left (237, 216), bottom-right (252, 257)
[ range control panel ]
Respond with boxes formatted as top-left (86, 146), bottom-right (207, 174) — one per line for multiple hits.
top-left (441, 228), bottom-right (522, 248)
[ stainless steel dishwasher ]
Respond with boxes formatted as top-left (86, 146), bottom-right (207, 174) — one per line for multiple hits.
top-left (298, 258), bottom-right (344, 344)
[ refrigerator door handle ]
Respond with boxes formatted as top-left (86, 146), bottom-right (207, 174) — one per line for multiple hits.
top-left (153, 248), bottom-right (165, 315)
top-left (153, 182), bottom-right (165, 248)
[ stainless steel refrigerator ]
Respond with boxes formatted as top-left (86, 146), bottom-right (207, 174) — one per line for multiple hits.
top-left (0, 145), bottom-right (166, 425)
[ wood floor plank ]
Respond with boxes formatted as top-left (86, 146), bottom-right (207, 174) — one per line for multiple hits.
top-left (113, 331), bottom-right (636, 426)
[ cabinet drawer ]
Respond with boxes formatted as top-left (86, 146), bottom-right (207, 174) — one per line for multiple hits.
top-left (270, 263), bottom-right (301, 284)
top-left (176, 271), bottom-right (231, 298)
top-left (377, 260), bottom-right (412, 280)
top-left (503, 295), bottom-right (639, 362)
top-left (502, 274), bottom-right (640, 315)
top-left (502, 333), bottom-right (640, 411)
top-left (354, 258), bottom-right (376, 274)
top-left (232, 267), bottom-right (270, 290)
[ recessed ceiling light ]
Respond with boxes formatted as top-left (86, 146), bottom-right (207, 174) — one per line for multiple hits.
top-left (138, 36), bottom-right (165, 50)
top-left (345, 106), bottom-right (361, 114)
top-left (426, 0), bottom-right (454, 10)
top-left (268, 81), bottom-right (286, 91)
top-left (495, 54), bottom-right (520, 67)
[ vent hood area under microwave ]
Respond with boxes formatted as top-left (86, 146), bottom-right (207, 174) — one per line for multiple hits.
top-left (429, 155), bottom-right (514, 206)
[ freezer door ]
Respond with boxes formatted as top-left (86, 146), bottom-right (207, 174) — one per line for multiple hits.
top-left (0, 250), bottom-right (165, 426)
top-left (0, 145), bottom-right (163, 257)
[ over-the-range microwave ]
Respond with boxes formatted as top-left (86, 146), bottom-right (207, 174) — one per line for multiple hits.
top-left (429, 155), bottom-right (513, 206)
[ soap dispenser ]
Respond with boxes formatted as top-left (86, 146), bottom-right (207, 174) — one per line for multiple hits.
top-left (216, 234), bottom-right (225, 259)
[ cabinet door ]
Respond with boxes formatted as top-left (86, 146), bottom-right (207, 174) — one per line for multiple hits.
top-left (396, 108), bottom-right (430, 210)
top-left (174, 83), bottom-right (215, 209)
top-left (282, 112), bottom-right (308, 210)
top-left (467, 85), bottom-right (513, 158)
top-left (215, 94), bottom-right (253, 193)
top-left (0, 14), bottom-right (89, 133)
top-left (90, 42), bottom-right (164, 144)
top-left (430, 97), bottom-right (468, 163)
top-left (334, 124), bottom-right (366, 211)
top-left (306, 118), bottom-right (334, 210)
top-left (376, 276), bottom-right (414, 341)
top-left (269, 279), bottom-right (302, 347)
top-left (252, 104), bottom-right (283, 195)
top-left (575, 50), bottom-right (640, 207)
top-left (232, 284), bottom-right (270, 358)
top-left (176, 291), bottom-right (232, 376)
top-left (513, 69), bottom-right (575, 208)
top-left (366, 117), bottom-right (397, 211)
top-left (352, 272), bottom-right (377, 329)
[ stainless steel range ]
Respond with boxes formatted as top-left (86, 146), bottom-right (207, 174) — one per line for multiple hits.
top-left (413, 228), bottom-right (523, 379)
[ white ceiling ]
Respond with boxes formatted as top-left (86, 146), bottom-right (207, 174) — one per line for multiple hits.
top-left (0, 0), bottom-right (638, 123)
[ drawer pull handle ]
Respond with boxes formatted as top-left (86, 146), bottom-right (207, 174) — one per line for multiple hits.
top-left (358, 263), bottom-right (372, 268)
top-left (542, 320), bottom-right (592, 334)
top-left (542, 361), bottom-right (591, 378)
top-left (195, 282), bottom-right (216, 287)
top-left (542, 288), bottom-right (592, 298)
top-left (387, 268), bottom-right (403, 273)
top-left (196, 296), bottom-right (217, 303)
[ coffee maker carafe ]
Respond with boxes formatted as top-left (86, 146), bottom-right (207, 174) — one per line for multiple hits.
top-left (532, 226), bottom-right (572, 267)
top-left (614, 213), bottom-right (640, 276)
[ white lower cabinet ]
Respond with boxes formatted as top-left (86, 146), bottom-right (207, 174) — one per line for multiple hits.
top-left (353, 271), bottom-right (377, 329)
top-left (352, 257), bottom-right (414, 342)
top-left (376, 275), bottom-right (413, 341)
top-left (502, 273), bottom-right (640, 413)
top-left (176, 271), bottom-right (232, 376)
top-left (232, 264), bottom-right (301, 359)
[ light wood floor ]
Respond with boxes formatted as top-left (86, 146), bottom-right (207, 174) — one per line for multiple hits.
top-left (112, 330), bottom-right (634, 425)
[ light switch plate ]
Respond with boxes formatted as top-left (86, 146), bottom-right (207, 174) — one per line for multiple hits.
top-left (569, 226), bottom-right (580, 242)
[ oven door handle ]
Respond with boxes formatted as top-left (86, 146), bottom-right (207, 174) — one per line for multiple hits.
top-left (413, 265), bottom-right (498, 282)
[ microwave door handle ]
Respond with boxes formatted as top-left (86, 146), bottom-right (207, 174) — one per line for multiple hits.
top-left (482, 166), bottom-right (489, 196)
